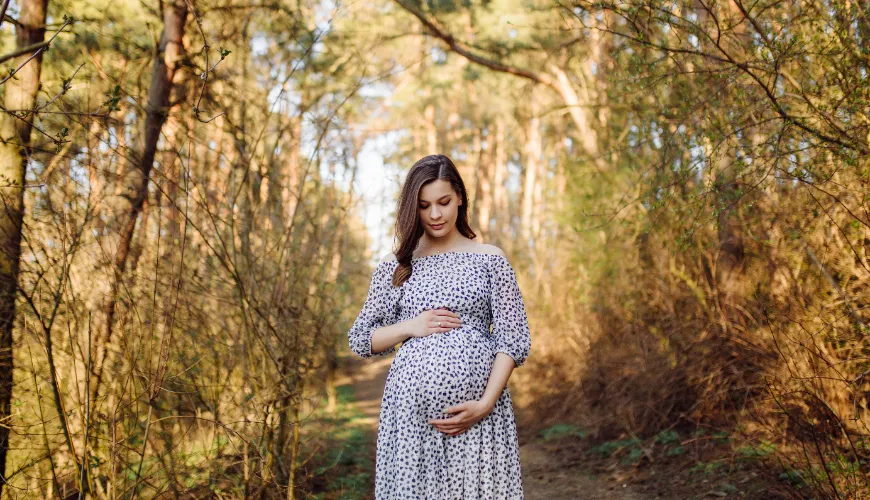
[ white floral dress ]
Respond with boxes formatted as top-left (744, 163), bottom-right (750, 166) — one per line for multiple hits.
top-left (348, 251), bottom-right (532, 499)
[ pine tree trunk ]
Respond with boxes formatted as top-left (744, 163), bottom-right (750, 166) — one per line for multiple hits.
top-left (424, 103), bottom-right (437, 154)
top-left (492, 117), bottom-right (508, 246)
top-left (474, 125), bottom-right (492, 239)
top-left (90, 0), bottom-right (188, 416)
top-left (0, 0), bottom-right (49, 489)
top-left (521, 97), bottom-right (541, 243)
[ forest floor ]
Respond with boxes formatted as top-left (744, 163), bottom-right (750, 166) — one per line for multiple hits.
top-left (330, 353), bottom-right (782, 500)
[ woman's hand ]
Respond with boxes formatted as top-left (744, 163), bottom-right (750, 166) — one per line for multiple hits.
top-left (428, 400), bottom-right (493, 436)
top-left (407, 307), bottom-right (461, 339)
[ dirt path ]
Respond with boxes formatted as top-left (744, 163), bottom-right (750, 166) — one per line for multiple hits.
top-left (336, 354), bottom-right (655, 499)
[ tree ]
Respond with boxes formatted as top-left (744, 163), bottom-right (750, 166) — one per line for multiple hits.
top-left (0, 0), bottom-right (50, 490)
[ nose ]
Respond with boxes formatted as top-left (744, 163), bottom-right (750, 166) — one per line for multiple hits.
top-left (430, 206), bottom-right (441, 220)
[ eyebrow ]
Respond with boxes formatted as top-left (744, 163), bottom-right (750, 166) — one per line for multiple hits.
top-left (419, 195), bottom-right (451, 203)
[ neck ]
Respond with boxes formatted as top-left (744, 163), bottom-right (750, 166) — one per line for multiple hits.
top-left (420, 230), bottom-right (461, 251)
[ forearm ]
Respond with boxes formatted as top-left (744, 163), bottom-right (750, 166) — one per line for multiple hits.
top-left (370, 320), bottom-right (412, 355)
top-left (479, 352), bottom-right (515, 409)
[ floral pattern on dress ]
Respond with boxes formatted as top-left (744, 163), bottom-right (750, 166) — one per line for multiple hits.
top-left (348, 251), bottom-right (531, 499)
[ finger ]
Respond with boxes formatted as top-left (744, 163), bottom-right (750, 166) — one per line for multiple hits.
top-left (438, 418), bottom-right (469, 428)
top-left (431, 419), bottom-right (464, 427)
top-left (439, 313), bottom-right (463, 323)
top-left (432, 315), bottom-right (461, 324)
top-left (433, 424), bottom-right (464, 433)
top-left (435, 424), bottom-right (465, 432)
top-left (429, 319), bottom-right (459, 329)
top-left (444, 403), bottom-right (467, 414)
top-left (430, 415), bottom-right (463, 425)
top-left (429, 417), bottom-right (459, 425)
top-left (435, 324), bottom-right (459, 333)
top-left (441, 410), bottom-right (466, 420)
top-left (434, 310), bottom-right (461, 320)
top-left (436, 324), bottom-right (460, 333)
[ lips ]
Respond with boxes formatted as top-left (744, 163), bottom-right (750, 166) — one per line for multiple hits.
top-left (430, 223), bottom-right (445, 229)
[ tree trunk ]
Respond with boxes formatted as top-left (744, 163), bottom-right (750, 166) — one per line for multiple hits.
top-left (90, 0), bottom-right (188, 413)
top-left (521, 97), bottom-right (541, 243)
top-left (0, 0), bottom-right (49, 489)
top-left (161, 110), bottom-right (183, 251)
top-left (532, 133), bottom-right (545, 241)
top-left (474, 125), bottom-right (492, 239)
top-left (424, 103), bottom-right (437, 154)
top-left (282, 115), bottom-right (301, 225)
top-left (492, 117), bottom-right (508, 246)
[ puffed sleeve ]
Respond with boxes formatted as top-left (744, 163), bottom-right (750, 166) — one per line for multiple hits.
top-left (348, 261), bottom-right (402, 358)
top-left (489, 254), bottom-right (532, 367)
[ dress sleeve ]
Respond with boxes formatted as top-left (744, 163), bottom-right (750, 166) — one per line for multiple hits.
top-left (348, 261), bottom-right (402, 358)
top-left (489, 255), bottom-right (532, 368)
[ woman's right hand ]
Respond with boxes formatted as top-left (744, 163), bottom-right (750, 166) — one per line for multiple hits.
top-left (407, 307), bottom-right (462, 338)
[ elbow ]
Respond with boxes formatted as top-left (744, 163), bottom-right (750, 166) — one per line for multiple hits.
top-left (368, 326), bottom-right (397, 357)
top-left (350, 320), bottom-right (398, 358)
top-left (495, 334), bottom-right (531, 368)
top-left (496, 349), bottom-right (527, 368)
top-left (348, 329), bottom-right (374, 359)
top-left (512, 347), bottom-right (530, 368)
top-left (351, 347), bottom-right (372, 359)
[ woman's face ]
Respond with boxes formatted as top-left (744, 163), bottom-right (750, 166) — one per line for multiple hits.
top-left (418, 179), bottom-right (461, 238)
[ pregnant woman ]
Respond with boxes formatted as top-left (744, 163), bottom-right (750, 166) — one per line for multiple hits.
top-left (348, 154), bottom-right (532, 498)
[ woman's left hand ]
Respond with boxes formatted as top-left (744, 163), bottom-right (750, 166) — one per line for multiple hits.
top-left (428, 400), bottom-right (493, 436)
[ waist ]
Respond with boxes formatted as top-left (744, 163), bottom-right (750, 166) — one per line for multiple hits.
top-left (401, 322), bottom-right (491, 346)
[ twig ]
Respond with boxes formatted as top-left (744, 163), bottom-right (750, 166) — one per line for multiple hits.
top-left (0, 16), bottom-right (73, 86)
top-left (182, 0), bottom-right (228, 123)
top-left (0, 0), bottom-right (11, 31)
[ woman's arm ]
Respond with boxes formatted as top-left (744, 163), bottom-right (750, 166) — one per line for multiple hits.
top-left (370, 321), bottom-right (412, 355)
top-left (371, 306), bottom-right (464, 354)
top-left (478, 352), bottom-right (516, 410)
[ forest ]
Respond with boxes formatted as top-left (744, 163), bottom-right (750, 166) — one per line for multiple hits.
top-left (0, 0), bottom-right (868, 498)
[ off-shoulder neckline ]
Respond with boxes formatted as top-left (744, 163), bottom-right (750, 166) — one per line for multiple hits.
top-left (380, 251), bottom-right (508, 264)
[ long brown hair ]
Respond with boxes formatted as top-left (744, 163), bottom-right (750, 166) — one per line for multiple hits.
top-left (390, 154), bottom-right (477, 287)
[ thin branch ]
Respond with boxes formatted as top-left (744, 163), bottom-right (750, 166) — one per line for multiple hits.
top-left (0, 40), bottom-right (50, 65)
top-left (393, 0), bottom-right (549, 85)
top-left (0, 0), bottom-right (11, 31)
top-left (0, 16), bottom-right (73, 86)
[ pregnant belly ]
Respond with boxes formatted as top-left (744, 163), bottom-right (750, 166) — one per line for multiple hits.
top-left (390, 326), bottom-right (495, 422)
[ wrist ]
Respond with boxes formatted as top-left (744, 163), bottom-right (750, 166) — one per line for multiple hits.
top-left (399, 319), bottom-right (413, 340)
top-left (479, 395), bottom-right (497, 411)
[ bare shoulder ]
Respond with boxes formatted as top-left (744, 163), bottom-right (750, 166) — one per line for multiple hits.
top-left (474, 243), bottom-right (505, 257)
